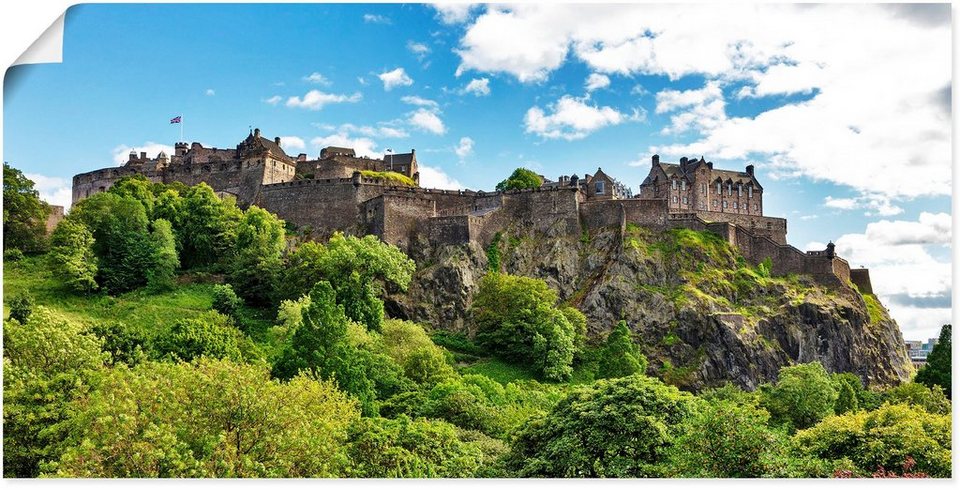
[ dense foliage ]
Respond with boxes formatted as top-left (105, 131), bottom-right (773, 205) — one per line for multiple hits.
top-left (760, 361), bottom-right (838, 430)
top-left (915, 324), bottom-right (951, 398)
top-left (3, 163), bottom-right (50, 253)
top-left (495, 167), bottom-right (543, 191)
top-left (597, 320), bottom-right (647, 379)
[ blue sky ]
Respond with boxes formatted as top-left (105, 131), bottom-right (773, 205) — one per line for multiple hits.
top-left (2, 3), bottom-right (952, 339)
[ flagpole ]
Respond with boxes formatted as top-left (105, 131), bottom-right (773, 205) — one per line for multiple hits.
top-left (180, 114), bottom-right (184, 143)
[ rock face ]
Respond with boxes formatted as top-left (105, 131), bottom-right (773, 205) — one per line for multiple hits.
top-left (389, 221), bottom-right (913, 391)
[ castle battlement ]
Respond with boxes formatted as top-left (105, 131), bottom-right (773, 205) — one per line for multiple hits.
top-left (70, 129), bottom-right (870, 293)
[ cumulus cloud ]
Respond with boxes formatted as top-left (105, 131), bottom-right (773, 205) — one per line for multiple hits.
top-left (111, 142), bottom-right (175, 165)
top-left (407, 41), bottom-right (430, 61)
top-left (285, 90), bottom-right (362, 110)
top-left (278, 136), bottom-right (306, 151)
top-left (378, 68), bottom-right (414, 91)
top-left (433, 4), bottom-right (481, 25)
top-left (461, 78), bottom-right (491, 96)
top-left (524, 95), bottom-right (634, 140)
top-left (824, 195), bottom-right (904, 217)
top-left (337, 123), bottom-right (409, 139)
top-left (585, 73), bottom-right (610, 92)
top-left (418, 165), bottom-right (462, 189)
top-left (303, 72), bottom-right (331, 85)
top-left (454, 4), bottom-right (950, 206)
top-left (455, 136), bottom-right (474, 159)
top-left (263, 95), bottom-right (283, 105)
top-left (401, 95), bottom-right (439, 108)
top-left (409, 108), bottom-right (446, 135)
top-left (310, 133), bottom-right (381, 159)
top-left (363, 13), bottom-right (391, 24)
top-left (24, 173), bottom-right (72, 209)
top-left (205, 88), bottom-right (215, 96)
top-left (654, 81), bottom-right (727, 134)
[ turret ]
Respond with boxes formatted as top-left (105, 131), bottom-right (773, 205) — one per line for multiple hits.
top-left (175, 142), bottom-right (188, 156)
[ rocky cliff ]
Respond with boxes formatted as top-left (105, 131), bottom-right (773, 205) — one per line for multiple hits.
top-left (389, 220), bottom-right (913, 390)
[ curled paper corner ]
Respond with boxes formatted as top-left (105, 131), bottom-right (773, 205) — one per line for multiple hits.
top-left (12, 12), bottom-right (65, 67)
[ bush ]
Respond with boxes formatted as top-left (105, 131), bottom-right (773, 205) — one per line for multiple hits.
top-left (345, 416), bottom-right (484, 477)
top-left (506, 374), bottom-right (698, 477)
top-left (4, 248), bottom-right (25, 262)
top-left (884, 382), bottom-right (951, 415)
top-left (760, 362), bottom-right (838, 430)
top-left (495, 168), bottom-right (543, 191)
top-left (154, 311), bottom-right (247, 362)
top-left (597, 320), bottom-right (647, 379)
top-left (88, 322), bottom-right (151, 366)
top-left (7, 292), bottom-right (34, 324)
top-left (211, 284), bottom-right (242, 317)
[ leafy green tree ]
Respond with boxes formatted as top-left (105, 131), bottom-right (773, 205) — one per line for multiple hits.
top-left (154, 311), bottom-right (247, 362)
top-left (153, 188), bottom-right (185, 250)
top-left (345, 416), bottom-right (484, 477)
top-left (51, 359), bottom-right (360, 477)
top-left (88, 322), bottom-right (151, 366)
top-left (667, 399), bottom-right (789, 477)
top-left (70, 192), bottom-right (154, 293)
top-left (472, 273), bottom-right (579, 381)
top-left (3, 163), bottom-right (50, 253)
top-left (597, 320), bottom-right (647, 379)
top-left (47, 217), bottom-right (98, 293)
top-left (915, 324), bottom-right (951, 398)
top-left (179, 183), bottom-right (242, 269)
top-left (3, 307), bottom-right (105, 477)
top-left (835, 381), bottom-right (860, 414)
top-left (793, 403), bottom-right (951, 477)
top-left (229, 205), bottom-right (285, 305)
top-left (495, 167), bottom-right (543, 191)
top-left (146, 218), bottom-right (179, 291)
top-left (212, 284), bottom-right (242, 318)
top-left (279, 233), bottom-right (415, 331)
top-left (506, 374), bottom-right (698, 477)
top-left (760, 362), bottom-right (838, 430)
top-left (559, 306), bottom-right (588, 356)
top-left (108, 175), bottom-right (157, 217)
top-left (884, 382), bottom-right (951, 415)
top-left (7, 292), bottom-right (34, 324)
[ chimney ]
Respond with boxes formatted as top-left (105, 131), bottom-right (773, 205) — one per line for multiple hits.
top-left (275, 136), bottom-right (281, 146)
top-left (254, 128), bottom-right (261, 138)
top-left (297, 153), bottom-right (307, 162)
top-left (140, 152), bottom-right (147, 160)
top-left (411, 149), bottom-right (416, 155)
top-left (128, 150), bottom-right (137, 161)
top-left (680, 157), bottom-right (688, 165)
top-left (746, 164), bottom-right (755, 176)
top-left (652, 154), bottom-right (659, 165)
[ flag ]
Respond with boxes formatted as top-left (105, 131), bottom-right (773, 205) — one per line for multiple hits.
top-left (170, 116), bottom-right (182, 124)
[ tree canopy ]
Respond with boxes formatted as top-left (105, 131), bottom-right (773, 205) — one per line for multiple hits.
top-left (915, 324), bottom-right (951, 398)
top-left (3, 163), bottom-right (50, 253)
top-left (495, 168), bottom-right (543, 192)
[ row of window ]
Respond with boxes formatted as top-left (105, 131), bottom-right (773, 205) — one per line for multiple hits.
top-left (671, 179), bottom-right (755, 198)
top-left (671, 195), bottom-right (761, 212)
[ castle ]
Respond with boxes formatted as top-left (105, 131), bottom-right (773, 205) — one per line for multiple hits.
top-left (72, 129), bottom-right (873, 293)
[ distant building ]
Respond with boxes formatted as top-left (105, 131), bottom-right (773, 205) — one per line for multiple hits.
top-left (905, 337), bottom-right (939, 368)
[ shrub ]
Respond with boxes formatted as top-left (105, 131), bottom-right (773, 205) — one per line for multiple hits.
top-left (760, 362), bottom-right (838, 430)
top-left (884, 382), bottom-right (951, 415)
top-left (211, 284), bottom-right (242, 317)
top-left (154, 311), bottom-right (247, 362)
top-left (345, 416), bottom-right (484, 477)
top-left (88, 322), bottom-right (151, 366)
top-left (4, 248), bottom-right (25, 262)
top-left (7, 292), bottom-right (34, 324)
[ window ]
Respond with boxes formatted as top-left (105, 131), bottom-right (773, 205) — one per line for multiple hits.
top-left (701, 183), bottom-right (706, 195)
top-left (734, 202), bottom-right (739, 209)
top-left (672, 179), bottom-right (678, 190)
top-left (712, 199), bottom-right (718, 207)
top-left (716, 182), bottom-right (721, 194)
top-left (727, 183), bottom-right (732, 195)
top-left (682, 196), bottom-right (688, 204)
top-left (672, 195), bottom-right (678, 203)
top-left (722, 200), bottom-right (727, 208)
top-left (755, 203), bottom-right (759, 211)
top-left (748, 186), bottom-right (753, 198)
top-left (681, 180), bottom-right (686, 191)
top-left (738, 184), bottom-right (742, 196)
top-left (595, 181), bottom-right (605, 194)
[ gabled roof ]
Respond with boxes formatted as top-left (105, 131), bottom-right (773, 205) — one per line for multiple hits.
top-left (384, 151), bottom-right (415, 167)
top-left (320, 146), bottom-right (356, 158)
top-left (652, 161), bottom-right (762, 190)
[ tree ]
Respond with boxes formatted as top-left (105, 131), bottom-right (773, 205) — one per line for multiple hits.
top-left (345, 416), bottom-right (484, 477)
top-left (506, 374), bottom-right (698, 477)
top-left (835, 381), bottom-right (860, 414)
top-left (70, 192), bottom-right (154, 293)
top-left (3, 307), bottom-right (105, 477)
top-left (597, 320), bottom-right (648, 379)
top-left (472, 273), bottom-right (579, 381)
top-left (179, 183), bottom-right (242, 269)
top-left (51, 359), bottom-right (360, 477)
top-left (279, 233), bottom-right (415, 331)
top-left (47, 217), bottom-right (98, 293)
top-left (108, 175), bottom-right (157, 217)
top-left (667, 399), bottom-right (789, 477)
top-left (793, 403), bottom-right (951, 478)
top-left (495, 167), bottom-right (543, 191)
top-left (884, 382), bottom-right (951, 415)
top-left (3, 163), bottom-right (50, 253)
top-left (88, 322), bottom-right (151, 366)
top-left (760, 362), bottom-right (838, 430)
top-left (228, 206), bottom-right (285, 305)
top-left (915, 324), bottom-right (951, 398)
top-left (154, 311), bottom-right (248, 362)
top-left (146, 218), bottom-right (179, 291)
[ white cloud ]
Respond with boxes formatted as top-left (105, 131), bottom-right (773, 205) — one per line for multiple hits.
top-left (408, 108), bottom-right (446, 135)
top-left (357, 76), bottom-right (368, 86)
top-left (310, 133), bottom-right (381, 159)
top-left (337, 123), bottom-right (409, 139)
top-left (401, 95), bottom-right (439, 108)
top-left (263, 95), bottom-right (283, 105)
top-left (824, 195), bottom-right (904, 217)
top-left (455, 137), bottom-right (474, 159)
top-left (378, 68), bottom-right (414, 91)
top-left (461, 78), bottom-right (491, 96)
top-left (455, 4), bottom-right (950, 206)
top-left (363, 13), bottom-right (391, 24)
top-left (654, 81), bottom-right (727, 134)
top-left (285, 90), bottom-right (362, 110)
top-left (433, 4), bottom-right (480, 25)
top-left (111, 142), bottom-right (175, 165)
top-left (407, 41), bottom-right (431, 61)
top-left (24, 173), bottom-right (72, 210)
top-left (524, 95), bottom-right (632, 140)
top-left (205, 88), bottom-right (215, 96)
top-left (278, 136), bottom-right (306, 151)
top-left (418, 165), bottom-right (462, 189)
top-left (862, 212), bottom-right (951, 246)
top-left (303, 72), bottom-right (331, 85)
top-left (585, 73), bottom-right (610, 92)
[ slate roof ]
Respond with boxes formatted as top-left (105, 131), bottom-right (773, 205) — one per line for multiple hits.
top-left (649, 159), bottom-right (761, 190)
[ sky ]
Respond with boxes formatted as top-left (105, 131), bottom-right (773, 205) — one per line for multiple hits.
top-left (2, 3), bottom-right (952, 340)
